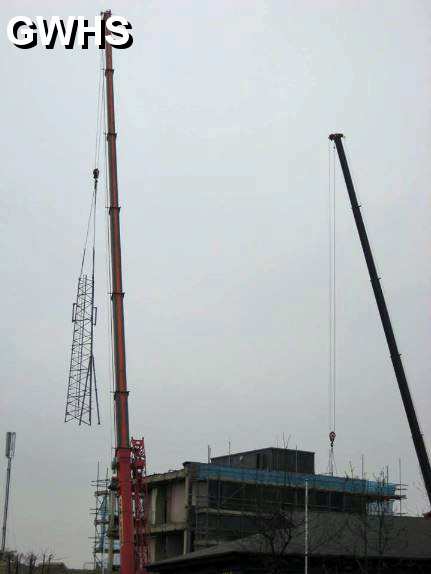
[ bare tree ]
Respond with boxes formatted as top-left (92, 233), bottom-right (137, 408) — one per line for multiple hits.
top-left (345, 472), bottom-right (407, 574)
top-left (251, 506), bottom-right (302, 574)
top-left (24, 552), bottom-right (38, 574)
top-left (14, 552), bottom-right (21, 574)
top-left (235, 474), bottom-right (347, 574)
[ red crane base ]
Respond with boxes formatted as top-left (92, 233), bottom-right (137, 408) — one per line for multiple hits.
top-left (131, 438), bottom-right (150, 573)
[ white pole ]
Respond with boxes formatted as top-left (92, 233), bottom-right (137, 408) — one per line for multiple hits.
top-left (1, 432), bottom-right (16, 554)
top-left (399, 458), bottom-right (402, 516)
top-left (305, 479), bottom-right (309, 574)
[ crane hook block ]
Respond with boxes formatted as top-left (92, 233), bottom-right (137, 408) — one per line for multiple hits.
top-left (329, 431), bottom-right (336, 447)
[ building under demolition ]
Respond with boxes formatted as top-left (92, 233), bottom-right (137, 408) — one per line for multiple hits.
top-left (92, 446), bottom-right (404, 568)
top-left (144, 447), bottom-right (403, 563)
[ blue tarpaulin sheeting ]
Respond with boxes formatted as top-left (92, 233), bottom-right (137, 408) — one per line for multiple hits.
top-left (196, 463), bottom-right (397, 497)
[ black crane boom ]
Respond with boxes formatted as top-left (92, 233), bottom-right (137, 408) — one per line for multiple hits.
top-left (329, 133), bottom-right (431, 510)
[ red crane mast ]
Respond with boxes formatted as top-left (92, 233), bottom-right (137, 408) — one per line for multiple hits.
top-left (103, 10), bottom-right (142, 574)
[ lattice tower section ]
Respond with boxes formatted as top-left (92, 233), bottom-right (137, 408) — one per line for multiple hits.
top-left (65, 273), bottom-right (98, 425)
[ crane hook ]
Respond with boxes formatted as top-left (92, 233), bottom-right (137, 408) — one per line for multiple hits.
top-left (329, 431), bottom-right (336, 448)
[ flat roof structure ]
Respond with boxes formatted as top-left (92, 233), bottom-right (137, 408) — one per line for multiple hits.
top-left (148, 513), bottom-right (431, 573)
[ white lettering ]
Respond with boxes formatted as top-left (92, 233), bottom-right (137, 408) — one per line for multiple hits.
top-left (77, 16), bottom-right (103, 49)
top-left (106, 16), bottom-right (133, 49)
top-left (36, 16), bottom-right (78, 49)
top-left (7, 16), bottom-right (37, 48)
top-left (7, 15), bottom-right (133, 49)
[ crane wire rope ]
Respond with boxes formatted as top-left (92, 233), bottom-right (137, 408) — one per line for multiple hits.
top-left (79, 56), bottom-right (103, 425)
top-left (80, 47), bottom-right (105, 279)
top-left (328, 140), bottom-right (337, 475)
top-left (65, 58), bottom-right (103, 426)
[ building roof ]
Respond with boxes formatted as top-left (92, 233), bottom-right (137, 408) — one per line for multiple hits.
top-left (147, 512), bottom-right (431, 571)
top-left (146, 468), bottom-right (185, 484)
top-left (145, 460), bottom-right (400, 499)
top-left (211, 446), bottom-right (316, 459)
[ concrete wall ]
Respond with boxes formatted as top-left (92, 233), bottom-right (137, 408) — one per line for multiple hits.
top-left (149, 480), bottom-right (187, 525)
top-left (193, 479), bottom-right (208, 506)
top-left (212, 448), bottom-right (315, 474)
top-left (148, 537), bottom-right (156, 563)
top-left (149, 488), bottom-right (157, 525)
top-left (148, 481), bottom-right (188, 562)
top-left (169, 481), bottom-right (186, 523)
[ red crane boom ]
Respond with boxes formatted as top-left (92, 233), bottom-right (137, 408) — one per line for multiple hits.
top-left (103, 10), bottom-right (148, 573)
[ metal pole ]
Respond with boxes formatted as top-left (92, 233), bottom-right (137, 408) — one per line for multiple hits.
top-left (305, 480), bottom-right (309, 574)
top-left (100, 488), bottom-right (106, 574)
top-left (107, 489), bottom-right (115, 574)
top-left (1, 458), bottom-right (12, 553)
top-left (103, 11), bottom-right (134, 574)
top-left (93, 462), bottom-right (100, 572)
top-left (329, 133), bottom-right (431, 510)
top-left (1, 433), bottom-right (15, 554)
top-left (399, 458), bottom-right (402, 516)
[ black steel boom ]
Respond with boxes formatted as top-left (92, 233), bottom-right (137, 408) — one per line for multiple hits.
top-left (329, 133), bottom-right (431, 510)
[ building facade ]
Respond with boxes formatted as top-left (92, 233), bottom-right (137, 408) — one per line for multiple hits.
top-left (146, 447), bottom-right (402, 563)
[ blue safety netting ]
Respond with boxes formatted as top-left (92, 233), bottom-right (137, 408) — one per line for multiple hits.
top-left (196, 463), bottom-right (397, 497)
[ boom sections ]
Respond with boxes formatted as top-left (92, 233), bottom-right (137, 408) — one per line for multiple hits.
top-left (329, 133), bottom-right (431, 510)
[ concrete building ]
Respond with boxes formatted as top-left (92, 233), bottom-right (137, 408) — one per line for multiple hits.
top-left (146, 447), bottom-right (403, 563)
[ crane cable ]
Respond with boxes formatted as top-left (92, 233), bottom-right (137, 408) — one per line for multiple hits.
top-left (328, 140), bottom-right (337, 475)
top-left (97, 47), bottom-right (117, 458)
top-left (79, 57), bottom-right (104, 425)
top-left (66, 58), bottom-right (103, 427)
top-left (79, 175), bottom-right (97, 278)
top-left (79, 48), bottom-right (104, 280)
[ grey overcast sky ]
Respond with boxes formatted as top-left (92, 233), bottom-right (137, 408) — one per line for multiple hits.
top-left (1, 0), bottom-right (430, 567)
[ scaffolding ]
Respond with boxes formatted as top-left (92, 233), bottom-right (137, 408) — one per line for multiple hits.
top-left (146, 458), bottom-right (408, 562)
top-left (92, 473), bottom-right (117, 573)
top-left (190, 463), bottom-right (405, 548)
top-left (92, 449), bottom-right (149, 573)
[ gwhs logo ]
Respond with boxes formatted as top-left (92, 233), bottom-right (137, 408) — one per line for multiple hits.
top-left (7, 15), bottom-right (133, 49)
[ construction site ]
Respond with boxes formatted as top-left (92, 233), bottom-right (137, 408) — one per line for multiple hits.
top-left (2, 3), bottom-right (431, 574)
top-left (90, 444), bottom-right (420, 571)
